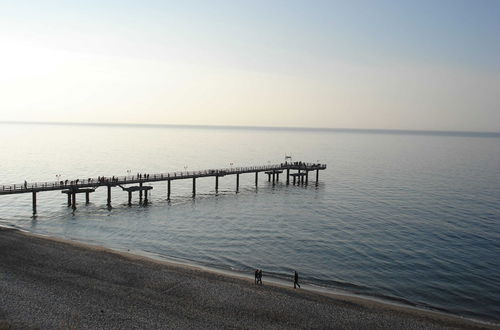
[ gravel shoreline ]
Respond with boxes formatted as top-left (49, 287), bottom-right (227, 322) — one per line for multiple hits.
top-left (0, 227), bottom-right (497, 329)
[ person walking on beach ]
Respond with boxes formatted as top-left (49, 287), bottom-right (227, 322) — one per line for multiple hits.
top-left (294, 270), bottom-right (300, 289)
top-left (254, 269), bottom-right (259, 284)
top-left (257, 269), bottom-right (263, 285)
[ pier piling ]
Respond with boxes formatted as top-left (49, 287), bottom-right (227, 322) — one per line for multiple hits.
top-left (107, 186), bottom-right (111, 207)
top-left (32, 192), bottom-right (37, 215)
top-left (192, 178), bottom-right (196, 197)
top-left (122, 185), bottom-right (152, 206)
top-left (286, 169), bottom-right (290, 185)
top-left (255, 172), bottom-right (258, 187)
top-left (215, 176), bottom-right (219, 194)
top-left (85, 191), bottom-right (90, 204)
top-left (167, 180), bottom-right (171, 200)
top-left (139, 182), bottom-right (143, 204)
top-left (236, 173), bottom-right (239, 193)
top-left (72, 192), bottom-right (76, 210)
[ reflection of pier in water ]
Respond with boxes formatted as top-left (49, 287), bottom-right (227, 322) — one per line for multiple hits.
top-left (0, 162), bottom-right (326, 214)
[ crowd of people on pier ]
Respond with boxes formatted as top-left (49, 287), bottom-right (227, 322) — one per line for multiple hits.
top-left (97, 176), bottom-right (120, 183)
top-left (281, 161), bottom-right (324, 168)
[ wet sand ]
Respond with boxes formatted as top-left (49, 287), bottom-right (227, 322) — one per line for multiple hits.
top-left (0, 227), bottom-right (497, 329)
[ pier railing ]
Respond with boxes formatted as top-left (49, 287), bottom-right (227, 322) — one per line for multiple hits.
top-left (0, 162), bottom-right (326, 195)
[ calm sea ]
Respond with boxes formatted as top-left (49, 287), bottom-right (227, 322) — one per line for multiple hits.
top-left (0, 123), bottom-right (499, 323)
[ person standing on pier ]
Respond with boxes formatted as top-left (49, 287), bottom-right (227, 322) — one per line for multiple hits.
top-left (294, 271), bottom-right (300, 289)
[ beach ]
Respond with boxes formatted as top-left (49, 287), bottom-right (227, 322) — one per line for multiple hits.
top-left (0, 227), bottom-right (496, 329)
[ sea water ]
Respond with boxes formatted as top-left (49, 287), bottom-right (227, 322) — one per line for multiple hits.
top-left (0, 123), bottom-right (499, 323)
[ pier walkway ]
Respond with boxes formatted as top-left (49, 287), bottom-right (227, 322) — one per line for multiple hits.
top-left (0, 162), bottom-right (326, 214)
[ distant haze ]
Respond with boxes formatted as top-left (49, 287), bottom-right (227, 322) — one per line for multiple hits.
top-left (1, 1), bottom-right (499, 132)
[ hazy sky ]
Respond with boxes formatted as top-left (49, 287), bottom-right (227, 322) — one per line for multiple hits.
top-left (1, 0), bottom-right (499, 131)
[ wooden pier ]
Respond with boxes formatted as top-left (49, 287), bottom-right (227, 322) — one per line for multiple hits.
top-left (0, 162), bottom-right (326, 214)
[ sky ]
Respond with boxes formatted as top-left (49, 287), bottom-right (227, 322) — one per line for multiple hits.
top-left (0, 0), bottom-right (499, 132)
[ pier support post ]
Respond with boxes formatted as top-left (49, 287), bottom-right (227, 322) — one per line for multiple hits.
top-left (192, 177), bottom-right (196, 197)
top-left (128, 191), bottom-right (132, 206)
top-left (215, 176), bottom-right (219, 194)
top-left (293, 176), bottom-right (296, 185)
top-left (286, 169), bottom-right (290, 185)
top-left (144, 190), bottom-right (148, 205)
top-left (301, 174), bottom-right (305, 185)
top-left (305, 171), bottom-right (309, 185)
top-left (276, 172), bottom-right (279, 181)
top-left (272, 172), bottom-right (275, 185)
top-left (85, 191), bottom-right (90, 204)
top-left (236, 173), bottom-right (239, 193)
top-left (67, 193), bottom-right (71, 207)
top-left (139, 182), bottom-right (143, 204)
top-left (267, 173), bottom-right (271, 182)
top-left (107, 186), bottom-right (111, 207)
top-left (72, 192), bottom-right (76, 210)
top-left (316, 169), bottom-right (319, 184)
top-left (255, 172), bottom-right (258, 187)
top-left (167, 180), bottom-right (171, 200)
top-left (32, 191), bottom-right (37, 215)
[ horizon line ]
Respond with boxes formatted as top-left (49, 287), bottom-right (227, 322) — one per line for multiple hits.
top-left (1, 120), bottom-right (500, 137)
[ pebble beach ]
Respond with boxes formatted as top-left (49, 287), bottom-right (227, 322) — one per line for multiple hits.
top-left (0, 227), bottom-right (497, 329)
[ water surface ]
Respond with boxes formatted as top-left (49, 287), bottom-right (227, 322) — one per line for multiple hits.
top-left (0, 123), bottom-right (499, 323)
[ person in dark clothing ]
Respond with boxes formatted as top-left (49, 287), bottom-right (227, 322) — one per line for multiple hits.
top-left (257, 269), bottom-right (263, 285)
top-left (294, 271), bottom-right (300, 289)
top-left (254, 269), bottom-right (259, 284)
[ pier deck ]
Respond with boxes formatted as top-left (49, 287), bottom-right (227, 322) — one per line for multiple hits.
top-left (0, 162), bottom-right (326, 214)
